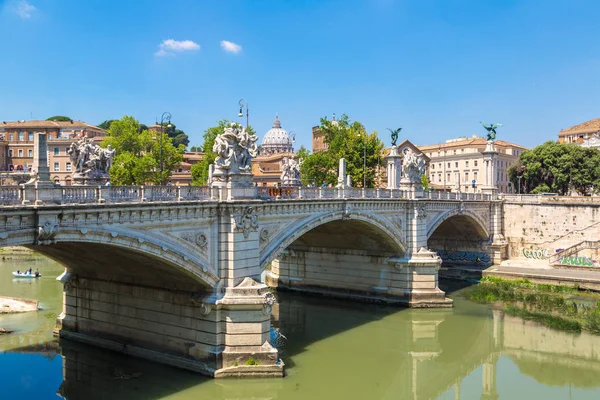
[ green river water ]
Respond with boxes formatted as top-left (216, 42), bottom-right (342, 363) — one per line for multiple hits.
top-left (1, 255), bottom-right (600, 399)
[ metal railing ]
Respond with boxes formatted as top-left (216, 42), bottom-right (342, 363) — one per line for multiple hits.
top-left (0, 184), bottom-right (495, 206)
top-left (548, 240), bottom-right (600, 265)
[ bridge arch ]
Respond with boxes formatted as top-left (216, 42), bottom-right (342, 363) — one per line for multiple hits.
top-left (427, 209), bottom-right (492, 270)
top-left (0, 226), bottom-right (218, 290)
top-left (427, 209), bottom-right (490, 241)
top-left (261, 210), bottom-right (407, 270)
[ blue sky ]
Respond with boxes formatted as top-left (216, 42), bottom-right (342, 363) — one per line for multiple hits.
top-left (0, 0), bottom-right (599, 150)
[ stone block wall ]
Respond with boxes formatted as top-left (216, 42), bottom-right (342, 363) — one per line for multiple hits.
top-left (60, 277), bottom-right (221, 374)
top-left (266, 246), bottom-right (440, 303)
top-left (503, 201), bottom-right (600, 258)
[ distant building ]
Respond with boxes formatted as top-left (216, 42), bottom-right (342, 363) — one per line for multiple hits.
top-left (252, 115), bottom-right (297, 186)
top-left (0, 120), bottom-right (106, 186)
top-left (311, 113), bottom-right (338, 153)
top-left (558, 118), bottom-right (600, 149)
top-left (170, 152), bottom-right (204, 186)
top-left (417, 135), bottom-right (527, 194)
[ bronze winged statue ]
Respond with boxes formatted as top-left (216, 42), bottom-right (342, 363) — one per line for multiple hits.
top-left (480, 122), bottom-right (502, 141)
top-left (387, 127), bottom-right (402, 146)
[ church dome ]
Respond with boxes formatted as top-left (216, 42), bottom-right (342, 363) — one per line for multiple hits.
top-left (261, 114), bottom-right (294, 155)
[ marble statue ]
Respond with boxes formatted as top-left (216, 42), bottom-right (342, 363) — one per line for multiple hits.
top-left (402, 149), bottom-right (426, 183)
top-left (480, 122), bottom-right (502, 141)
top-left (67, 136), bottom-right (115, 177)
top-left (280, 157), bottom-right (301, 186)
top-left (213, 123), bottom-right (258, 172)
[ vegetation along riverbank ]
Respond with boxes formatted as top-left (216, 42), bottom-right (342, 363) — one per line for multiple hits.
top-left (468, 276), bottom-right (600, 334)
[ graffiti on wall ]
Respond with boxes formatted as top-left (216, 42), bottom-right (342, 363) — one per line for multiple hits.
top-left (522, 248), bottom-right (549, 259)
top-left (435, 250), bottom-right (491, 264)
top-left (560, 256), bottom-right (595, 267)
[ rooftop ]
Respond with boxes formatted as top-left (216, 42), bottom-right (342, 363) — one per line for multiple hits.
top-left (0, 120), bottom-right (105, 131)
top-left (418, 137), bottom-right (527, 151)
top-left (559, 118), bottom-right (600, 136)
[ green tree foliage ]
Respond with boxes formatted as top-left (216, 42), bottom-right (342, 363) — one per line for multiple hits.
top-left (46, 115), bottom-right (72, 122)
top-left (155, 122), bottom-right (190, 148)
top-left (507, 141), bottom-right (600, 195)
top-left (191, 121), bottom-right (255, 185)
top-left (102, 116), bottom-right (184, 185)
top-left (421, 174), bottom-right (430, 191)
top-left (189, 146), bottom-right (202, 152)
top-left (299, 114), bottom-right (384, 187)
top-left (98, 120), bottom-right (116, 130)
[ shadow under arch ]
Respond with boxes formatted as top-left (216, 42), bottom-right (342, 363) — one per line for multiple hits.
top-left (3, 226), bottom-right (218, 291)
top-left (427, 209), bottom-right (490, 241)
top-left (260, 210), bottom-right (406, 270)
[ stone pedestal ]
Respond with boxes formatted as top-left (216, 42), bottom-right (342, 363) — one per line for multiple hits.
top-left (385, 146), bottom-right (402, 189)
top-left (211, 171), bottom-right (256, 200)
top-left (481, 140), bottom-right (499, 197)
top-left (214, 278), bottom-right (283, 378)
top-left (337, 158), bottom-right (347, 187)
top-left (73, 172), bottom-right (109, 186)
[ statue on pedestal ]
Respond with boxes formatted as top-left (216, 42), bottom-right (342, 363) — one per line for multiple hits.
top-left (387, 127), bottom-right (402, 147)
top-left (402, 149), bottom-right (427, 183)
top-left (480, 122), bottom-right (502, 141)
top-left (212, 123), bottom-right (259, 192)
top-left (280, 157), bottom-right (301, 186)
top-left (67, 136), bottom-right (115, 184)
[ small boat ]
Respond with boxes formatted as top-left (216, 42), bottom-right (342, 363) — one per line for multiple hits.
top-left (12, 272), bottom-right (41, 278)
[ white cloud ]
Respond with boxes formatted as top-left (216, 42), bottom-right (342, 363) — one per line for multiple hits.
top-left (220, 40), bottom-right (242, 54)
top-left (13, 0), bottom-right (36, 19)
top-left (155, 39), bottom-right (200, 56)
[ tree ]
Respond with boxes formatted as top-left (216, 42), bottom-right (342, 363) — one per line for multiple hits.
top-left (98, 120), bottom-right (116, 130)
top-left (102, 116), bottom-right (183, 185)
top-left (156, 122), bottom-right (190, 148)
top-left (508, 141), bottom-right (600, 195)
top-left (299, 114), bottom-right (384, 187)
top-left (46, 115), bottom-right (72, 122)
top-left (191, 121), bottom-right (255, 185)
top-left (421, 174), bottom-right (430, 191)
top-left (189, 146), bottom-right (202, 152)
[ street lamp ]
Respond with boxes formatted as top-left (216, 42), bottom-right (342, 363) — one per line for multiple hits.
top-left (238, 99), bottom-right (249, 128)
top-left (159, 112), bottom-right (172, 186)
top-left (362, 129), bottom-right (367, 188)
top-left (288, 131), bottom-right (296, 152)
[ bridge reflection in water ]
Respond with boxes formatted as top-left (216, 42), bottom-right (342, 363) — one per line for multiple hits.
top-left (41, 290), bottom-right (600, 400)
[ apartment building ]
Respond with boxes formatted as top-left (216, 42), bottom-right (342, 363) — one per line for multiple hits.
top-left (417, 135), bottom-right (527, 194)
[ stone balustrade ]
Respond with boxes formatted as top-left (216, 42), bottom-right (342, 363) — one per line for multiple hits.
top-left (0, 184), bottom-right (492, 206)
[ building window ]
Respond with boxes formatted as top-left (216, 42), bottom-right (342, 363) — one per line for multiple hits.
top-left (54, 162), bottom-right (60, 172)
top-left (28, 149), bottom-right (33, 157)
top-left (461, 149), bottom-right (465, 153)
top-left (65, 148), bottom-right (69, 155)
top-left (455, 162), bottom-right (458, 168)
top-left (453, 150), bottom-right (456, 155)
top-left (28, 132), bottom-right (33, 141)
top-left (9, 134), bottom-right (13, 142)
top-left (474, 160), bottom-right (478, 167)
top-left (432, 164), bottom-right (435, 170)
top-left (438, 163), bottom-right (441, 169)
top-left (474, 171), bottom-right (478, 181)
top-left (18, 131), bottom-right (24, 141)
top-left (447, 162), bottom-right (450, 168)
top-left (465, 161), bottom-right (469, 167)
top-left (54, 147), bottom-right (59, 156)
top-left (18, 149), bottom-right (23, 157)
top-left (8, 149), bottom-right (13, 157)
top-left (447, 173), bottom-right (451, 182)
top-left (465, 172), bottom-right (469, 182)
top-left (438, 174), bottom-right (441, 182)
top-left (66, 162), bottom-right (72, 172)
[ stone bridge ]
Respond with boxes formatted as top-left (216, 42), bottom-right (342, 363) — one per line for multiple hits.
top-left (0, 184), bottom-right (505, 378)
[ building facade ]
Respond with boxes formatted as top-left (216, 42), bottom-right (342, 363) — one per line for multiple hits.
top-left (417, 135), bottom-right (527, 194)
top-left (170, 152), bottom-right (204, 186)
top-left (558, 118), bottom-right (600, 149)
top-left (311, 113), bottom-right (338, 153)
top-left (252, 115), bottom-right (297, 186)
top-left (0, 120), bottom-right (106, 185)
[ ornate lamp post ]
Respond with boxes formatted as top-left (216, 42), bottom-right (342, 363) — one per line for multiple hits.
top-left (362, 129), bottom-right (367, 188)
top-left (238, 99), bottom-right (249, 128)
top-left (159, 112), bottom-right (172, 186)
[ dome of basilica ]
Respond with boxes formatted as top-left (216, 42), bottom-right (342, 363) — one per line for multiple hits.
top-left (261, 114), bottom-right (294, 155)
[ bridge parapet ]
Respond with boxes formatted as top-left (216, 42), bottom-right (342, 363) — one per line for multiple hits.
top-left (1, 184), bottom-right (492, 206)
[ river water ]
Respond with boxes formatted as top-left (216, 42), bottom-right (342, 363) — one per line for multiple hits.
top-left (1, 255), bottom-right (600, 399)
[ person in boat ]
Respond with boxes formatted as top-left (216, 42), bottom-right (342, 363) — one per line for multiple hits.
top-left (28, 268), bottom-right (32, 274)
top-left (35, 269), bottom-right (40, 277)
top-left (16, 270), bottom-right (20, 274)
